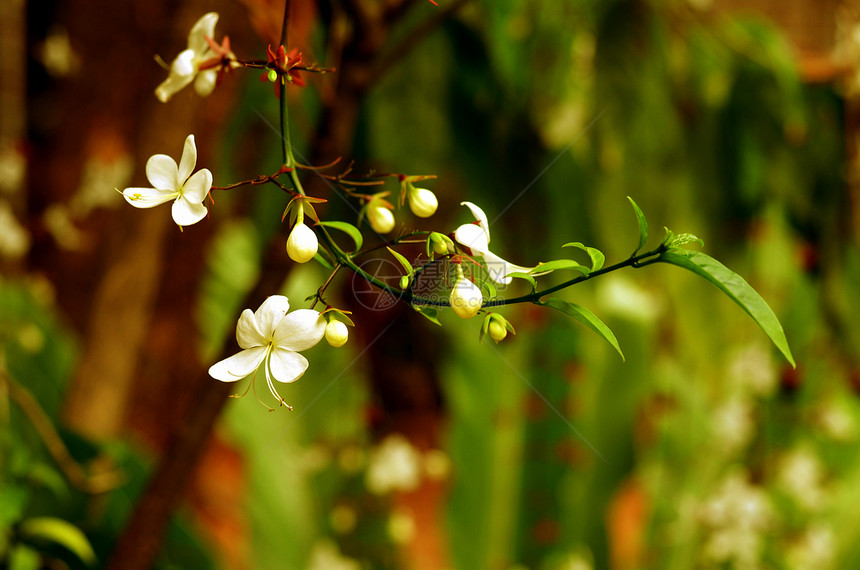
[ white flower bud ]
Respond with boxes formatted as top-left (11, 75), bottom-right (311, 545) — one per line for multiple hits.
top-left (325, 319), bottom-right (349, 347)
top-left (407, 187), bottom-right (438, 218)
top-left (449, 269), bottom-right (482, 319)
top-left (368, 204), bottom-right (395, 234)
top-left (286, 222), bottom-right (318, 263)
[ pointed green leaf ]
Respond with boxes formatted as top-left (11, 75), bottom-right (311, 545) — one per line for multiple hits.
top-left (18, 517), bottom-right (97, 565)
top-left (563, 242), bottom-right (606, 272)
top-left (530, 259), bottom-right (590, 275)
top-left (659, 248), bottom-right (795, 367)
top-left (628, 196), bottom-right (648, 254)
top-left (412, 305), bottom-right (442, 326)
top-left (317, 221), bottom-right (363, 252)
top-left (506, 271), bottom-right (537, 291)
top-left (540, 297), bottom-right (624, 361)
top-left (386, 247), bottom-right (415, 277)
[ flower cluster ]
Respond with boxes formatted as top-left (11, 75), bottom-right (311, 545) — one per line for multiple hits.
top-left (117, 10), bottom-right (795, 411)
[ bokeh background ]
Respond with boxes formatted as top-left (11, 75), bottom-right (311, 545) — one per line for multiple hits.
top-left (2, 0), bottom-right (860, 568)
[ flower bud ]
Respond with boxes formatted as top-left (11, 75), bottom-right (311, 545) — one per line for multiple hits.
top-left (267, 68), bottom-right (278, 83)
top-left (325, 319), bottom-right (349, 347)
top-left (407, 187), bottom-right (438, 218)
top-left (368, 204), bottom-right (395, 234)
top-left (428, 232), bottom-right (451, 256)
top-left (449, 267), bottom-right (482, 319)
top-left (488, 319), bottom-right (507, 342)
top-left (286, 222), bottom-right (318, 263)
top-left (399, 275), bottom-right (410, 290)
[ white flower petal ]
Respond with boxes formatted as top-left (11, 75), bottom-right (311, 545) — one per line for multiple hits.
top-left (208, 346), bottom-right (266, 381)
top-left (122, 186), bottom-right (177, 208)
top-left (269, 348), bottom-right (309, 384)
top-left (171, 196), bottom-right (207, 226)
top-left (154, 70), bottom-right (194, 103)
top-left (177, 135), bottom-right (198, 184)
top-left (460, 201), bottom-right (491, 242)
top-left (453, 223), bottom-right (489, 254)
top-left (188, 12), bottom-right (219, 56)
top-left (194, 69), bottom-right (218, 97)
top-left (145, 154), bottom-right (179, 190)
top-left (171, 49), bottom-right (196, 77)
top-left (181, 168), bottom-right (212, 203)
top-left (236, 308), bottom-right (266, 348)
top-left (273, 309), bottom-right (326, 351)
top-left (254, 296), bottom-right (291, 336)
top-left (480, 250), bottom-right (532, 284)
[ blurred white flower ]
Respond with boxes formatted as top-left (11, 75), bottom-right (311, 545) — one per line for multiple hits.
top-left (728, 344), bottom-right (777, 397)
top-left (784, 525), bottom-right (836, 570)
top-left (0, 200), bottom-right (30, 259)
top-left (155, 13), bottom-right (234, 102)
top-left (122, 134), bottom-right (211, 227)
top-left (305, 539), bottom-right (360, 570)
top-left (710, 398), bottom-right (754, 456)
top-left (777, 446), bottom-right (828, 512)
top-left (208, 295), bottom-right (326, 407)
top-left (365, 434), bottom-right (422, 495)
top-left (699, 470), bottom-right (772, 567)
top-left (815, 400), bottom-right (858, 442)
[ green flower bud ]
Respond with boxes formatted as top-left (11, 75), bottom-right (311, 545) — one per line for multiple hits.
top-left (488, 319), bottom-right (507, 342)
top-left (407, 187), bottom-right (438, 218)
top-left (399, 275), bottom-right (410, 290)
top-left (368, 204), bottom-right (395, 234)
top-left (267, 68), bottom-right (278, 83)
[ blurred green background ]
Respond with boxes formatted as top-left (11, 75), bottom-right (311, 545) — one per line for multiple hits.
top-left (2, 0), bottom-right (860, 568)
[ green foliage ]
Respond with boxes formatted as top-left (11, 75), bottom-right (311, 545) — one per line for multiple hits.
top-left (540, 297), bottom-right (625, 361)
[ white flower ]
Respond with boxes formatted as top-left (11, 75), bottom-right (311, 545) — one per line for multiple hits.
top-left (208, 295), bottom-right (326, 407)
top-left (122, 134), bottom-right (211, 227)
top-left (286, 222), bottom-right (318, 263)
top-left (453, 201), bottom-right (538, 284)
top-left (365, 434), bottom-right (422, 495)
top-left (449, 265), bottom-right (482, 319)
top-left (407, 187), bottom-right (438, 218)
top-left (155, 13), bottom-right (230, 103)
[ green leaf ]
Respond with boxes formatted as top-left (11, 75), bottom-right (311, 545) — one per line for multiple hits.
top-left (317, 221), bottom-right (363, 252)
top-left (506, 272), bottom-right (536, 291)
top-left (18, 517), bottom-right (97, 565)
top-left (658, 248), bottom-right (795, 366)
top-left (530, 259), bottom-right (590, 275)
top-left (562, 242), bottom-right (606, 271)
top-left (628, 196), bottom-right (648, 254)
top-left (386, 247), bottom-right (415, 277)
top-left (412, 305), bottom-right (442, 326)
top-left (478, 279), bottom-right (497, 300)
top-left (313, 251), bottom-right (333, 270)
top-left (669, 232), bottom-right (704, 248)
top-left (540, 297), bottom-right (624, 361)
